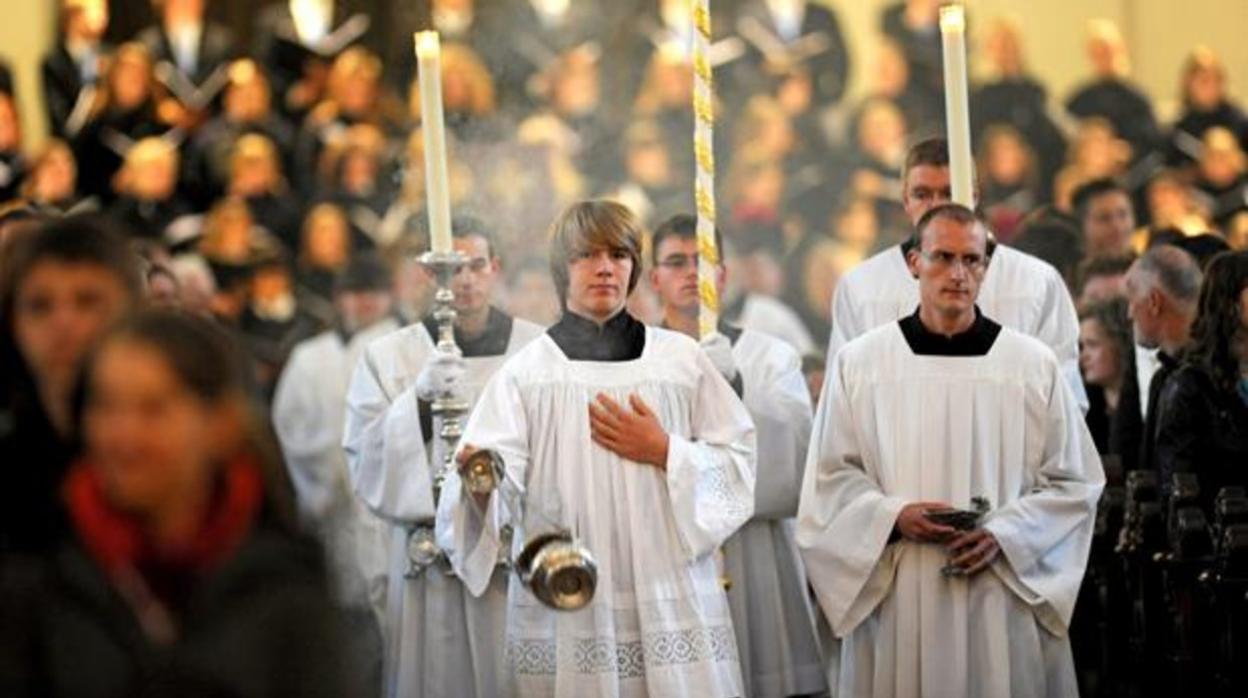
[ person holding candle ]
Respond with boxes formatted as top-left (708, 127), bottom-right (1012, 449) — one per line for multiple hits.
top-left (798, 204), bottom-right (1103, 698)
top-left (342, 216), bottom-right (544, 698)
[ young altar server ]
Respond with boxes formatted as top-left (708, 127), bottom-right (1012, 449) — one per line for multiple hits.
top-left (447, 200), bottom-right (756, 697)
top-left (342, 217), bottom-right (544, 698)
top-left (648, 213), bottom-right (825, 698)
top-left (826, 137), bottom-right (1086, 408)
top-left (797, 204), bottom-right (1104, 698)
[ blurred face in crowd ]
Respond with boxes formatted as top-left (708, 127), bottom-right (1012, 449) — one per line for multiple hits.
top-left (163, 0), bottom-right (205, 25)
top-left (552, 48), bottom-right (600, 117)
top-left (12, 261), bottom-right (131, 400)
top-left (984, 129), bottom-right (1031, 187)
top-left (302, 208), bottom-right (350, 269)
top-left (224, 71), bottom-right (271, 122)
top-left (127, 152), bottom-right (178, 201)
top-left (251, 265), bottom-right (292, 303)
top-left (450, 234), bottom-right (501, 317)
top-left (146, 270), bottom-right (180, 308)
top-left (906, 216), bottom-right (988, 323)
top-left (1079, 317), bottom-right (1122, 389)
top-left (336, 289), bottom-right (393, 334)
top-left (1124, 264), bottom-right (1163, 349)
top-left (858, 101), bottom-right (906, 165)
top-left (84, 338), bottom-right (224, 519)
top-left (1198, 128), bottom-right (1246, 187)
top-left (65, 0), bottom-right (109, 40)
top-left (627, 140), bottom-right (671, 187)
top-left (902, 164), bottom-right (953, 225)
top-left (1185, 59), bottom-right (1224, 110)
top-left (110, 50), bottom-right (153, 110)
top-left (32, 145), bottom-right (78, 203)
top-left (566, 244), bottom-right (633, 322)
top-left (1083, 190), bottom-right (1135, 257)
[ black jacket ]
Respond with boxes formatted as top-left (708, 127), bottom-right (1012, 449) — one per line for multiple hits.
top-left (1154, 363), bottom-right (1248, 511)
top-left (0, 526), bottom-right (347, 698)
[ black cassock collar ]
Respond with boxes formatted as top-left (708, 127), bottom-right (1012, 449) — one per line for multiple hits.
top-left (548, 309), bottom-right (646, 361)
top-left (899, 306), bottom-right (1001, 357)
top-left (422, 306), bottom-right (514, 358)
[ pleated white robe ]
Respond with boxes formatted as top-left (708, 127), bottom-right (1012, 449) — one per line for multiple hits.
top-left (272, 318), bottom-right (399, 611)
top-left (342, 317), bottom-right (544, 698)
top-left (443, 327), bottom-right (756, 698)
top-left (797, 322), bottom-right (1104, 698)
top-left (723, 329), bottom-right (826, 698)
top-left (826, 244), bottom-right (1088, 409)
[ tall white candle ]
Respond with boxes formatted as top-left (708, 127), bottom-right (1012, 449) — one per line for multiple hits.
top-left (415, 31), bottom-right (454, 254)
top-left (939, 5), bottom-right (974, 207)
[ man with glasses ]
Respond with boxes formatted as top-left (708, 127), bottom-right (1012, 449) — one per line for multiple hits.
top-left (649, 213), bottom-right (826, 698)
top-left (343, 216), bottom-right (544, 698)
top-left (826, 137), bottom-right (1085, 408)
top-left (797, 203), bottom-right (1104, 697)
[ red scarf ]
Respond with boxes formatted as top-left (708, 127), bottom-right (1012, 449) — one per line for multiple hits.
top-left (63, 457), bottom-right (264, 576)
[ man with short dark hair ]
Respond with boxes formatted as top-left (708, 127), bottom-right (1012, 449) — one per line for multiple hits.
top-left (448, 200), bottom-right (756, 696)
top-left (1072, 178), bottom-right (1136, 259)
top-left (826, 137), bottom-right (1086, 408)
top-left (343, 216), bottom-right (544, 698)
top-left (649, 213), bottom-right (826, 698)
top-left (1075, 253), bottom-right (1135, 309)
top-left (799, 204), bottom-right (1103, 697)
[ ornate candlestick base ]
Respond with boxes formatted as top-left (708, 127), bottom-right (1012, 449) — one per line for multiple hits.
top-left (418, 250), bottom-right (471, 501)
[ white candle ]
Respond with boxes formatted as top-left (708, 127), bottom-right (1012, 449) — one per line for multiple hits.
top-left (939, 5), bottom-right (975, 207)
top-left (415, 31), bottom-right (454, 255)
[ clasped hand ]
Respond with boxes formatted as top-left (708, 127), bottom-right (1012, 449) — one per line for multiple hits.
top-left (587, 393), bottom-right (670, 469)
top-left (895, 501), bottom-right (1000, 576)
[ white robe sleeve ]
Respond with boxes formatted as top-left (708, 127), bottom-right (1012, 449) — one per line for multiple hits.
top-left (748, 341), bottom-right (813, 519)
top-left (664, 347), bottom-right (758, 560)
top-left (272, 348), bottom-right (341, 519)
top-left (443, 366), bottom-right (531, 597)
top-left (341, 348), bottom-right (436, 524)
top-left (982, 362), bottom-right (1105, 635)
top-left (1031, 265), bottom-right (1089, 412)
top-left (796, 351), bottom-right (908, 636)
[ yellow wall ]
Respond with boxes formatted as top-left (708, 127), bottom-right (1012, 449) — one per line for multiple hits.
top-left (0, 1), bottom-right (55, 149)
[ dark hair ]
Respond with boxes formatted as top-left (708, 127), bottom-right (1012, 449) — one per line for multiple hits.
top-left (548, 200), bottom-right (643, 307)
top-left (1079, 297), bottom-right (1135, 388)
top-left (82, 309), bottom-right (299, 527)
top-left (1012, 207), bottom-right (1084, 286)
top-left (904, 137), bottom-right (950, 181)
top-left (1076, 254), bottom-right (1135, 296)
top-left (1071, 178), bottom-right (1128, 223)
top-left (1185, 250), bottom-right (1248, 394)
top-left (908, 203), bottom-right (995, 257)
top-left (651, 213), bottom-right (724, 267)
top-left (451, 214), bottom-right (501, 260)
top-left (1, 216), bottom-right (144, 401)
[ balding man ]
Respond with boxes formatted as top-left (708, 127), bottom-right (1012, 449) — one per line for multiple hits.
top-left (799, 204), bottom-right (1103, 697)
top-left (1124, 245), bottom-right (1202, 480)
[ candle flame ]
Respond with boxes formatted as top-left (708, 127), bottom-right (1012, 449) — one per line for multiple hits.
top-left (415, 31), bottom-right (441, 59)
top-left (939, 5), bottom-right (965, 33)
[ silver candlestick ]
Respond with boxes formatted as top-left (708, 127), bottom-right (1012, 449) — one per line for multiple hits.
top-left (419, 249), bottom-right (471, 501)
top-left (405, 249), bottom-right (469, 578)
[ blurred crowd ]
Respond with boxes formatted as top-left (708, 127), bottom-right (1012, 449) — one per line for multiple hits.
top-left (1, 0), bottom-right (1248, 695)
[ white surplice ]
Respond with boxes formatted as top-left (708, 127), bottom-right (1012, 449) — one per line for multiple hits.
top-left (724, 329), bottom-right (826, 698)
top-left (797, 322), bottom-right (1104, 698)
top-left (443, 327), bottom-right (756, 698)
top-left (342, 316), bottom-right (544, 698)
top-left (272, 318), bottom-right (399, 611)
top-left (826, 244), bottom-right (1087, 409)
top-left (737, 293), bottom-right (817, 356)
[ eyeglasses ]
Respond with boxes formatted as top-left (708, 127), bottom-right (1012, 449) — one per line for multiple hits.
top-left (918, 249), bottom-right (988, 273)
top-left (656, 254), bottom-right (698, 271)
